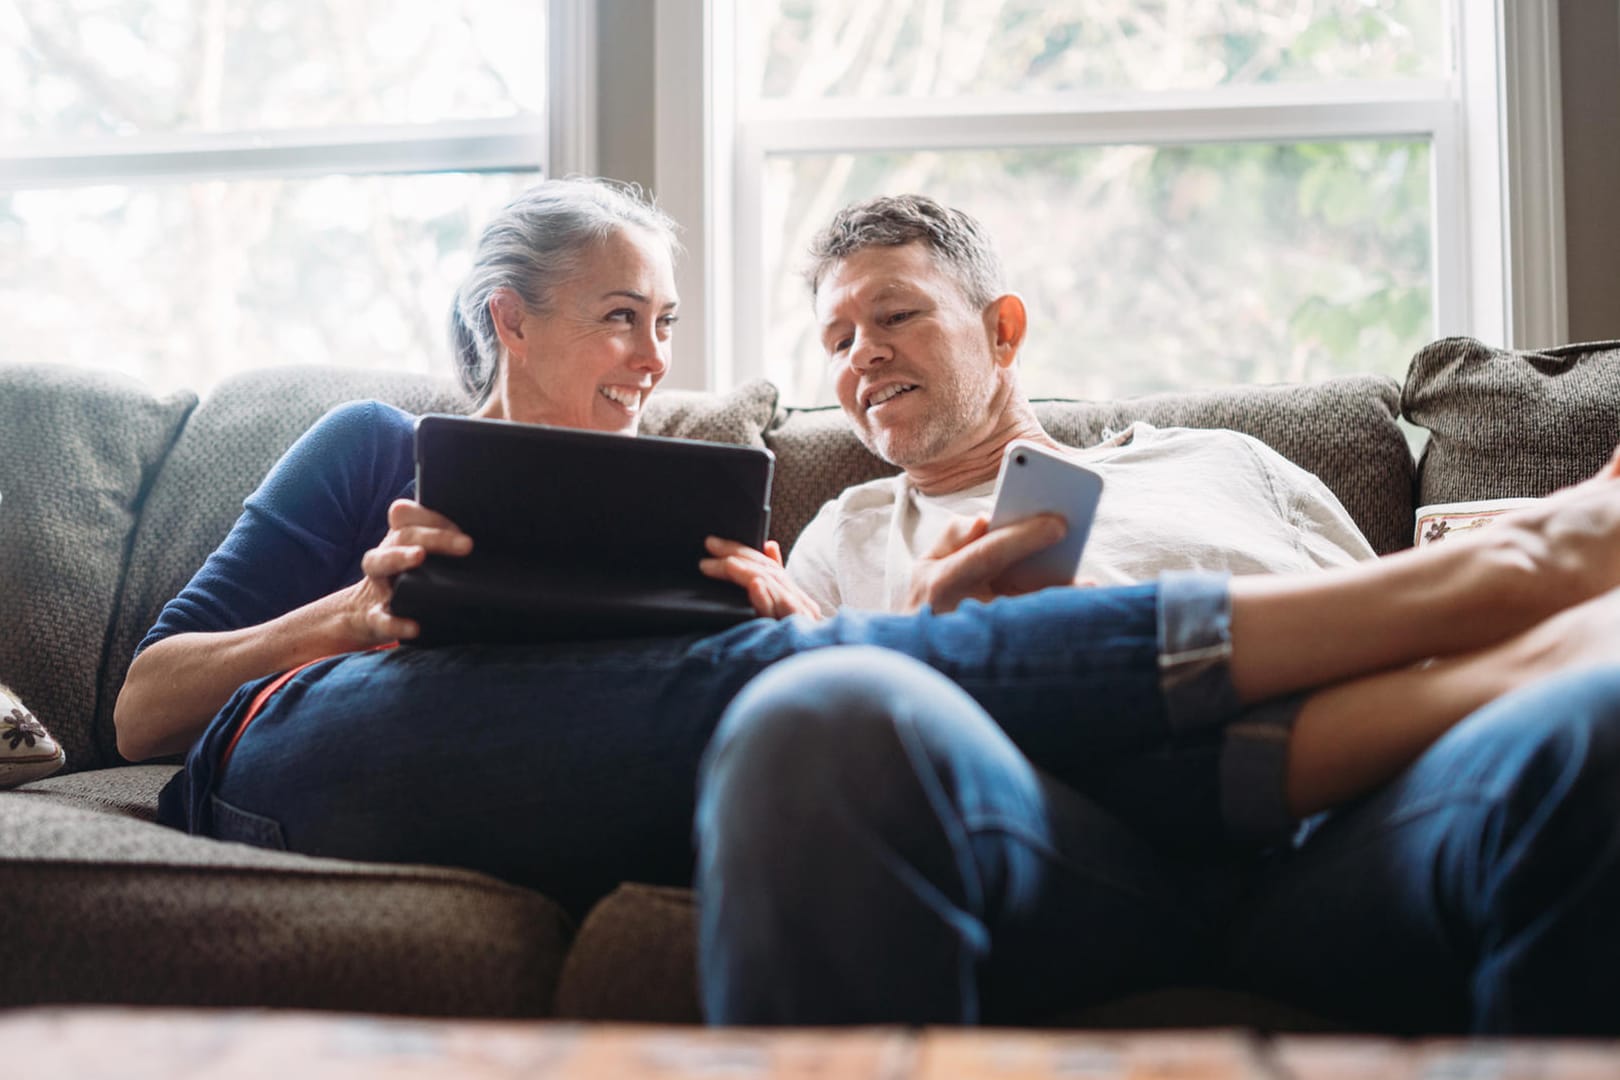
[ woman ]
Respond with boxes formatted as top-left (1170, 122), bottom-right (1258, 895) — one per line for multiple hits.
top-left (116, 178), bottom-right (1620, 928)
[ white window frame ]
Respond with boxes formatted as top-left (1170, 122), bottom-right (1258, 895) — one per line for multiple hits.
top-left (656, 0), bottom-right (1568, 393)
top-left (0, 0), bottom-right (593, 212)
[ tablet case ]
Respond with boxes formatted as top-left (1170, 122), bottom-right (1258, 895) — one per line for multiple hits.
top-left (392, 414), bottom-right (774, 645)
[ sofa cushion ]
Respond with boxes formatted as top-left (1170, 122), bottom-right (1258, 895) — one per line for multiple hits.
top-left (0, 365), bottom-right (196, 773)
top-left (2, 766), bottom-right (571, 1016)
top-left (552, 882), bottom-right (1343, 1030)
top-left (767, 375), bottom-right (1413, 557)
top-left (1401, 337), bottom-right (1620, 507)
top-left (555, 882), bottom-right (701, 1023)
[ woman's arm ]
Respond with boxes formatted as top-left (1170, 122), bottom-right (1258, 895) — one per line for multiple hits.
top-left (114, 498), bottom-right (470, 761)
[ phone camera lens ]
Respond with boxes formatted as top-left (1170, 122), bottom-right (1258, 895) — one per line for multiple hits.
top-left (1014, 453), bottom-right (1026, 465)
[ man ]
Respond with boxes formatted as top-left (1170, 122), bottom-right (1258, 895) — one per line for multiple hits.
top-left (695, 195), bottom-right (1620, 1034)
top-left (704, 195), bottom-right (1371, 621)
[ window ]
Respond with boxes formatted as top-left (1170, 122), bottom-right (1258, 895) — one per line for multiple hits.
top-left (669, 0), bottom-right (1545, 405)
top-left (0, 0), bottom-right (556, 394)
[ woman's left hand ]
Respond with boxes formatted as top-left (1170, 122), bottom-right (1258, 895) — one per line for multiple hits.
top-left (700, 537), bottom-right (825, 621)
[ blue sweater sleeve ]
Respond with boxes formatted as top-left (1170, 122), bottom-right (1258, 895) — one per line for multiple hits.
top-left (138, 401), bottom-right (418, 654)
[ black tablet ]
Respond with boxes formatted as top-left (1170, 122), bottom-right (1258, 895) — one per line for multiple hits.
top-left (391, 414), bottom-right (774, 645)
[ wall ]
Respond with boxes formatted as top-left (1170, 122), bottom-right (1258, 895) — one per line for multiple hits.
top-left (595, 1), bottom-right (658, 191)
top-left (1558, 0), bottom-right (1620, 342)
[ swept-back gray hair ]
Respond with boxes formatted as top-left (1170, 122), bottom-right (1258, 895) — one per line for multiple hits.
top-left (804, 194), bottom-right (1004, 309)
top-left (449, 177), bottom-right (680, 404)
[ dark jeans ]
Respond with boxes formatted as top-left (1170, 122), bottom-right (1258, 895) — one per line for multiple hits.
top-left (200, 575), bottom-right (1261, 918)
top-left (696, 649), bottom-right (1620, 1035)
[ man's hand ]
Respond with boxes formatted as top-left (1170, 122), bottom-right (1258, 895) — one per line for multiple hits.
top-left (701, 537), bottom-right (825, 620)
top-left (904, 512), bottom-right (1068, 614)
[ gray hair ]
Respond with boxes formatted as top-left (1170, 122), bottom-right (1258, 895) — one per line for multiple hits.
top-left (804, 194), bottom-right (1004, 309)
top-left (449, 177), bottom-right (681, 404)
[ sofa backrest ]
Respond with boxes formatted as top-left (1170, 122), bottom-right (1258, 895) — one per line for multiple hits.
top-left (7, 359), bottom-right (1405, 775)
top-left (0, 365), bottom-right (196, 773)
top-left (766, 373), bottom-right (1415, 559)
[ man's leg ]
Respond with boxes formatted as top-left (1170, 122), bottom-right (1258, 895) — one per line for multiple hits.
top-left (696, 646), bottom-right (1218, 1025)
top-left (207, 582), bottom-right (1196, 916)
top-left (1227, 665), bottom-right (1620, 1035)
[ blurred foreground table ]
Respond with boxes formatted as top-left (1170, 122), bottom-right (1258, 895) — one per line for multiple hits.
top-left (3, 1007), bottom-right (1617, 1078)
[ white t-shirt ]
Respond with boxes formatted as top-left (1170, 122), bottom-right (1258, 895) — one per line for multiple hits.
top-left (786, 423), bottom-right (1376, 614)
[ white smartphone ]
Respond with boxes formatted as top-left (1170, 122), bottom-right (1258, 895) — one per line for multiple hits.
top-left (987, 440), bottom-right (1104, 593)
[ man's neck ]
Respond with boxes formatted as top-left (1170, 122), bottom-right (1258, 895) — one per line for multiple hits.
top-left (904, 405), bottom-right (1061, 497)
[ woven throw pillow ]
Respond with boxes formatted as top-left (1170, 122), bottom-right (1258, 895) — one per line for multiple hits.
top-left (642, 379), bottom-right (778, 449)
top-left (1402, 336), bottom-right (1620, 507)
top-left (0, 365), bottom-right (196, 774)
top-left (0, 681), bottom-right (66, 788)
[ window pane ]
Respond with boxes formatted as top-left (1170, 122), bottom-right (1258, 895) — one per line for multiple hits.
top-left (0, 0), bottom-right (545, 138)
top-left (0, 171), bottom-right (538, 394)
top-left (763, 142), bottom-right (1432, 405)
top-left (756, 0), bottom-right (1447, 99)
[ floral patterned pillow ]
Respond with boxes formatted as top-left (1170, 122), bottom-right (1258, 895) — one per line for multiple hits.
top-left (0, 682), bottom-right (65, 788)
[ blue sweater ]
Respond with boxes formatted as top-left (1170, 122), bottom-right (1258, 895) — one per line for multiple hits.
top-left (141, 401), bottom-right (418, 653)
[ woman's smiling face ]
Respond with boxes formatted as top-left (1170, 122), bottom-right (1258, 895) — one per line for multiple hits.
top-left (491, 225), bottom-right (679, 435)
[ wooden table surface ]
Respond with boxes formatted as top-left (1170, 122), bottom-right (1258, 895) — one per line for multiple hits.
top-left (4, 1008), bottom-right (1618, 1079)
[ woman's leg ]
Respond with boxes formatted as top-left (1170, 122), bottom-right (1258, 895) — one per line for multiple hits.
top-left (697, 646), bottom-right (1220, 1025)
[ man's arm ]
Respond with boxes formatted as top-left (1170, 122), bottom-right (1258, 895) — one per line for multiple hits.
top-left (899, 512), bottom-right (1069, 614)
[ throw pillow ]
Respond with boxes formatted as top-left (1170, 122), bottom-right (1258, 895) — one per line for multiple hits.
top-left (1414, 497), bottom-right (1543, 548)
top-left (1402, 336), bottom-right (1620, 507)
top-left (0, 364), bottom-right (197, 774)
top-left (0, 681), bottom-right (65, 788)
top-left (641, 378), bottom-right (779, 449)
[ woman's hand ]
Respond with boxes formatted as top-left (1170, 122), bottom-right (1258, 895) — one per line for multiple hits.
top-left (116, 499), bottom-right (473, 762)
top-left (346, 499), bottom-right (474, 643)
top-left (904, 512), bottom-right (1067, 615)
top-left (701, 537), bottom-right (825, 620)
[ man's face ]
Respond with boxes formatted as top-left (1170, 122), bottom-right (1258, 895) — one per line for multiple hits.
top-left (815, 242), bottom-right (1002, 469)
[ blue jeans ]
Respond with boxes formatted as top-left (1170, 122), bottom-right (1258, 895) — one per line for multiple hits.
top-left (192, 575), bottom-right (1260, 917)
top-left (1228, 665), bottom-right (1620, 1035)
top-left (696, 648), bottom-right (1620, 1034)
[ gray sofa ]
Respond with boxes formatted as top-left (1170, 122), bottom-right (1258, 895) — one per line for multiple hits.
top-left (1, 337), bottom-right (1615, 1025)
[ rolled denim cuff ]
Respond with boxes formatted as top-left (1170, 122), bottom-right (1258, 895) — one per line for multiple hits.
top-left (1220, 693), bottom-right (1307, 844)
top-left (1156, 570), bottom-right (1242, 733)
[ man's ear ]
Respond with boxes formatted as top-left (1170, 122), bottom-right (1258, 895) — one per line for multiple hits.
top-left (987, 294), bottom-right (1027, 368)
top-left (488, 289), bottom-right (528, 367)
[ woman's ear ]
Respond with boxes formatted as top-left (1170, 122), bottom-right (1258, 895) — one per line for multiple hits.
top-left (987, 294), bottom-right (1027, 368)
top-left (488, 289), bottom-right (528, 367)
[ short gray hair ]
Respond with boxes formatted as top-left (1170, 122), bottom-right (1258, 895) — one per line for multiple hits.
top-left (804, 194), bottom-right (1004, 309)
top-left (449, 177), bottom-right (681, 404)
